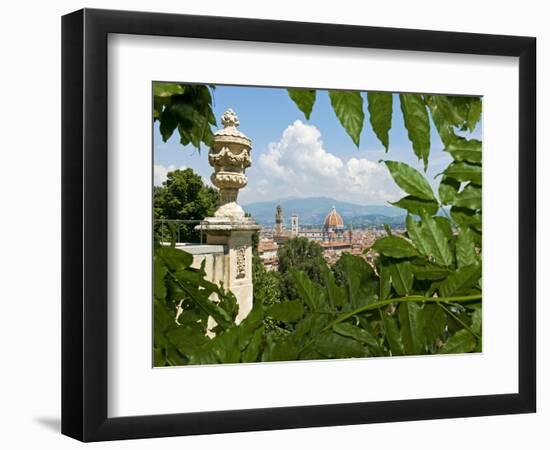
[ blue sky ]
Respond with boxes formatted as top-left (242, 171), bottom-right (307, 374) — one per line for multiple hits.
top-left (154, 85), bottom-right (481, 206)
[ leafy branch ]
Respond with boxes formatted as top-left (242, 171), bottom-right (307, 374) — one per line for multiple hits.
top-left (325, 293), bottom-right (482, 330)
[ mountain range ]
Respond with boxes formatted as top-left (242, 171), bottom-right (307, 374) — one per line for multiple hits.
top-left (242, 196), bottom-right (405, 228)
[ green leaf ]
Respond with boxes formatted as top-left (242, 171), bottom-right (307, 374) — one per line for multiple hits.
top-left (173, 267), bottom-right (217, 292)
top-left (157, 246), bottom-right (193, 270)
top-left (289, 269), bottom-right (327, 311)
top-left (456, 227), bottom-right (478, 268)
top-left (445, 138), bottom-right (482, 164)
top-left (262, 337), bottom-right (299, 362)
top-left (169, 101), bottom-right (199, 129)
top-left (411, 263), bottom-right (450, 280)
top-left (444, 162), bottom-right (482, 186)
top-left (166, 324), bottom-right (209, 356)
top-left (154, 259), bottom-right (167, 300)
top-left (268, 301), bottom-right (305, 322)
top-left (465, 98), bottom-right (482, 132)
top-left (434, 216), bottom-right (453, 241)
top-left (328, 90), bottom-right (364, 147)
top-left (159, 108), bottom-right (178, 142)
top-left (211, 330), bottom-right (242, 363)
top-left (427, 96), bottom-right (456, 147)
top-left (153, 96), bottom-right (171, 120)
top-left (172, 102), bottom-right (213, 148)
top-left (155, 84), bottom-right (216, 149)
top-left (471, 307), bottom-right (482, 335)
top-left (384, 161), bottom-right (436, 201)
top-left (378, 259), bottom-right (392, 300)
top-left (418, 212), bottom-right (454, 267)
top-left (314, 332), bottom-right (365, 358)
top-left (430, 96), bottom-right (466, 127)
top-left (218, 291), bottom-right (239, 323)
top-left (389, 260), bottom-right (414, 296)
top-left (182, 285), bottom-right (234, 331)
top-left (453, 184), bottom-right (482, 210)
top-left (439, 263), bottom-right (482, 297)
top-left (367, 92), bottom-right (393, 151)
top-left (154, 298), bottom-right (176, 333)
top-left (391, 195), bottom-right (439, 216)
top-left (381, 313), bottom-right (404, 356)
top-left (294, 313), bottom-right (330, 342)
top-left (241, 327), bottom-right (264, 362)
top-left (406, 215), bottom-right (430, 256)
top-left (338, 254), bottom-right (377, 309)
top-left (153, 82), bottom-right (185, 97)
top-left (400, 94), bottom-right (431, 169)
top-left (438, 177), bottom-right (460, 205)
top-left (153, 347), bottom-right (166, 366)
top-left (187, 346), bottom-right (219, 365)
top-left (422, 304), bottom-right (447, 345)
top-left (399, 302), bottom-right (425, 354)
top-left (451, 207), bottom-right (482, 231)
top-left (372, 236), bottom-right (419, 259)
top-left (333, 323), bottom-right (379, 347)
top-left (320, 264), bottom-right (347, 308)
top-left (298, 348), bottom-right (326, 361)
top-left (237, 306), bottom-right (264, 350)
top-left (439, 329), bottom-right (476, 354)
top-left (287, 88), bottom-right (316, 120)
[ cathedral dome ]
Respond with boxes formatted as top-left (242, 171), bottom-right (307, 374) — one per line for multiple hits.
top-left (324, 206), bottom-right (344, 229)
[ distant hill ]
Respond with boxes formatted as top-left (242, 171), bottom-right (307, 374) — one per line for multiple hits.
top-left (242, 196), bottom-right (405, 227)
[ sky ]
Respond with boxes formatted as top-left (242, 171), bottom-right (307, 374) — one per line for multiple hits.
top-left (154, 85), bottom-right (481, 206)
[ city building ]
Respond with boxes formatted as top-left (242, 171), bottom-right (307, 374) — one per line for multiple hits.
top-left (322, 205), bottom-right (346, 242)
top-left (258, 204), bottom-right (401, 268)
top-left (291, 213), bottom-right (299, 237)
top-left (273, 204), bottom-right (290, 245)
top-left (257, 238), bottom-right (279, 270)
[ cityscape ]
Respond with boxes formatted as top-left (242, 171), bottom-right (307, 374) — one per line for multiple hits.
top-left (256, 203), bottom-right (399, 269)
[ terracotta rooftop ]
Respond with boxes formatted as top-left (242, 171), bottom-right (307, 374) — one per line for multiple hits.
top-left (258, 239), bottom-right (278, 252)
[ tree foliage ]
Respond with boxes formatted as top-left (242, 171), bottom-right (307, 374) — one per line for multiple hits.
top-left (154, 168), bottom-right (219, 243)
top-left (252, 257), bottom-right (288, 337)
top-left (153, 82), bottom-right (217, 149)
top-left (153, 84), bottom-right (483, 365)
top-left (277, 237), bottom-right (326, 301)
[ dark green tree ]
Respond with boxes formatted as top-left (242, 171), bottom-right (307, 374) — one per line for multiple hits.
top-left (277, 237), bottom-right (326, 300)
top-left (154, 168), bottom-right (219, 243)
top-left (252, 257), bottom-right (288, 337)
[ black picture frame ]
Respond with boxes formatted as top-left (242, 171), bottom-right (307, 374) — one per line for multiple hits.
top-left (61, 8), bottom-right (536, 442)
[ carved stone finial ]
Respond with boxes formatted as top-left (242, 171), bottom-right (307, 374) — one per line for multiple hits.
top-left (221, 108), bottom-right (240, 128)
top-left (208, 109), bottom-right (252, 219)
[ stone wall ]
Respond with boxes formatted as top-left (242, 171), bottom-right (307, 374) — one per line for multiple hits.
top-left (176, 237), bottom-right (255, 325)
top-left (176, 244), bottom-right (227, 287)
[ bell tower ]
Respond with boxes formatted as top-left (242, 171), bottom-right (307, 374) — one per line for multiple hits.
top-left (275, 205), bottom-right (284, 236)
top-left (291, 213), bottom-right (299, 237)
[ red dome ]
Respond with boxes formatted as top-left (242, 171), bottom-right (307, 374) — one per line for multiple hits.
top-left (324, 206), bottom-right (344, 229)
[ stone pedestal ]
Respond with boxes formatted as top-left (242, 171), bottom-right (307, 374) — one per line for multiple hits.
top-left (196, 108), bottom-right (260, 327)
top-left (197, 217), bottom-right (260, 324)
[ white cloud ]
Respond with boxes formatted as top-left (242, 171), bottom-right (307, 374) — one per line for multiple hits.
top-left (260, 120), bottom-right (342, 182)
top-left (154, 164), bottom-right (186, 186)
top-left (248, 120), bottom-right (402, 204)
top-left (345, 157), bottom-right (401, 202)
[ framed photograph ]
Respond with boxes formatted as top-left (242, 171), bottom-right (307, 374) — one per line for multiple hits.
top-left (61, 8), bottom-right (536, 442)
